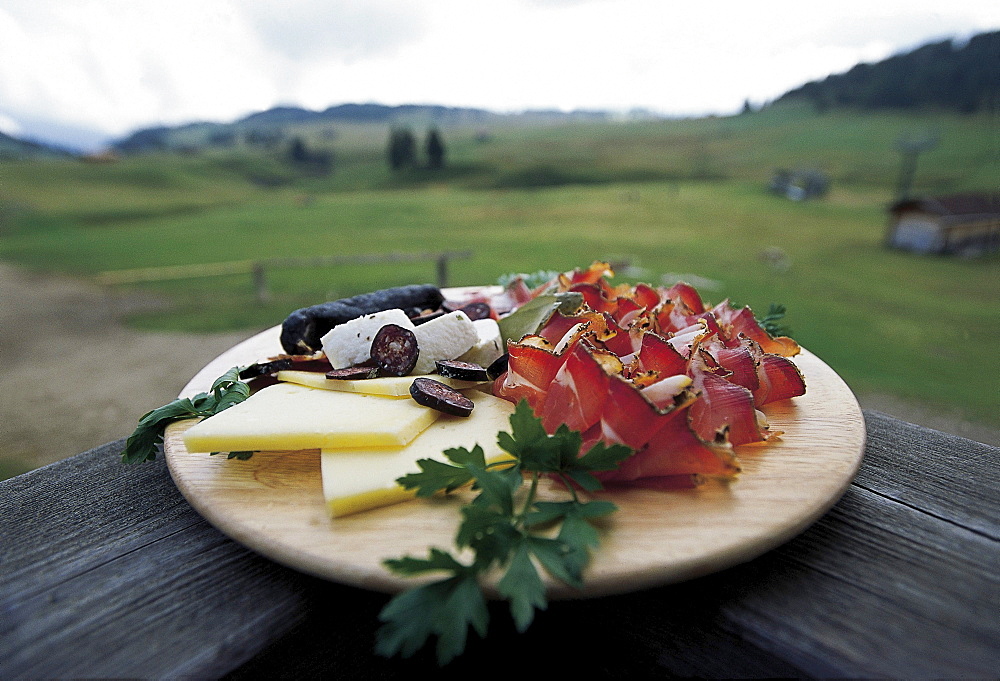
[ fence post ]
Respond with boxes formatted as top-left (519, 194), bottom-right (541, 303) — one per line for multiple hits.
top-left (436, 254), bottom-right (448, 288)
top-left (252, 262), bottom-right (269, 304)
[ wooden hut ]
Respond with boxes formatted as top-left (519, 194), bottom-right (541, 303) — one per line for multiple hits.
top-left (886, 193), bottom-right (1000, 255)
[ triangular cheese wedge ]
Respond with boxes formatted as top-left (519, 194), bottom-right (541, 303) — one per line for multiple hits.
top-left (182, 382), bottom-right (440, 452)
top-left (322, 391), bottom-right (515, 517)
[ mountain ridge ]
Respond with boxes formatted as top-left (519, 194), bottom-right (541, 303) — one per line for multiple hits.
top-left (0, 129), bottom-right (75, 160)
top-left (3, 29), bottom-right (996, 158)
top-left (776, 30), bottom-right (998, 112)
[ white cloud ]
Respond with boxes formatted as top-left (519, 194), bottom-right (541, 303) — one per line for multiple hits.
top-left (0, 112), bottom-right (23, 136)
top-left (0, 0), bottom-right (996, 146)
top-left (241, 0), bottom-right (426, 61)
top-left (1, 1), bottom-right (280, 136)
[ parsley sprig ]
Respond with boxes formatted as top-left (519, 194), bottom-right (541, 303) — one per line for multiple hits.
top-left (496, 269), bottom-right (561, 290)
top-left (121, 367), bottom-right (250, 464)
top-left (757, 303), bottom-right (792, 337)
top-left (375, 400), bottom-right (632, 665)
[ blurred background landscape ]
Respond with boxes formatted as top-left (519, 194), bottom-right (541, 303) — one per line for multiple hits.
top-left (1, 3), bottom-right (998, 479)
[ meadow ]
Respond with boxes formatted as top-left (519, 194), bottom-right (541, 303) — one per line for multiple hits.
top-left (2, 102), bottom-right (998, 426)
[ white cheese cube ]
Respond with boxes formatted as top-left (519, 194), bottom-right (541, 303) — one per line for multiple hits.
top-left (320, 308), bottom-right (415, 370)
top-left (457, 318), bottom-right (504, 367)
top-left (411, 311), bottom-right (478, 375)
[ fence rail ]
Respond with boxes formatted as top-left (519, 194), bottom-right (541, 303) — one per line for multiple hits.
top-left (95, 250), bottom-right (473, 303)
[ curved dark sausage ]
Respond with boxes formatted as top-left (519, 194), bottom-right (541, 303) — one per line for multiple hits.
top-left (279, 284), bottom-right (445, 354)
top-left (409, 378), bottom-right (475, 417)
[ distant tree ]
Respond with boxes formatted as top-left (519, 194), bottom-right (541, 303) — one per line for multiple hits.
top-left (286, 136), bottom-right (333, 175)
top-left (288, 136), bottom-right (310, 164)
top-left (425, 127), bottom-right (446, 168)
top-left (207, 129), bottom-right (236, 147)
top-left (388, 127), bottom-right (416, 170)
top-left (740, 99), bottom-right (754, 115)
top-left (245, 128), bottom-right (284, 148)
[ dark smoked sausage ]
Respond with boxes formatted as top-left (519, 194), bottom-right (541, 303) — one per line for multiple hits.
top-left (409, 378), bottom-right (475, 417)
top-left (435, 359), bottom-right (489, 382)
top-left (370, 324), bottom-right (419, 377)
top-left (279, 284), bottom-right (445, 354)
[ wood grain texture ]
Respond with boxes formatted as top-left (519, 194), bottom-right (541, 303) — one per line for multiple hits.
top-left (227, 411), bottom-right (1000, 680)
top-left (163, 324), bottom-right (866, 597)
top-left (0, 441), bottom-right (317, 680)
top-left (3, 414), bottom-right (996, 679)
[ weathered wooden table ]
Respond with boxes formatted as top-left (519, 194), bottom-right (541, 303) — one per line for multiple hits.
top-left (2, 410), bottom-right (997, 679)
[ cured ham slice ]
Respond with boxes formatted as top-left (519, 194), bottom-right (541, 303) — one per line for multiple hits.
top-left (540, 343), bottom-right (619, 434)
top-left (754, 352), bottom-right (807, 405)
top-left (665, 321), bottom-right (711, 358)
top-left (636, 331), bottom-right (688, 378)
top-left (569, 282), bottom-right (618, 316)
top-left (595, 313), bottom-right (635, 357)
top-left (537, 310), bottom-right (586, 345)
top-left (611, 296), bottom-right (645, 328)
top-left (702, 337), bottom-right (760, 393)
top-left (600, 412), bottom-right (740, 482)
top-left (664, 281), bottom-right (706, 315)
top-left (716, 305), bottom-right (800, 357)
top-left (496, 336), bottom-right (567, 411)
top-left (559, 261), bottom-right (615, 288)
top-left (631, 283), bottom-right (661, 310)
top-left (687, 368), bottom-right (767, 446)
top-left (597, 373), bottom-right (692, 451)
top-left (490, 262), bottom-right (806, 488)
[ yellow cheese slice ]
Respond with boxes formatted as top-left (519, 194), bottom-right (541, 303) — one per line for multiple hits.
top-left (322, 392), bottom-right (516, 517)
top-left (182, 382), bottom-right (440, 452)
top-left (277, 369), bottom-right (485, 397)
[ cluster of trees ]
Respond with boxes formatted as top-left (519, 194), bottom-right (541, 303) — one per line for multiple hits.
top-left (387, 127), bottom-right (446, 171)
top-left (778, 30), bottom-right (999, 113)
top-left (286, 137), bottom-right (333, 175)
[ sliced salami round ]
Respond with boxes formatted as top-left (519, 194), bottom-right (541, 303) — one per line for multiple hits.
top-left (370, 324), bottom-right (419, 377)
top-left (326, 366), bottom-right (379, 380)
top-left (409, 378), bottom-right (475, 417)
top-left (435, 359), bottom-right (489, 382)
top-left (458, 302), bottom-right (492, 321)
top-left (486, 353), bottom-right (509, 381)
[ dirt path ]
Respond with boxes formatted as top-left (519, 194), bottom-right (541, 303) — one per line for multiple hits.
top-left (1, 261), bottom-right (996, 478)
top-left (0, 262), bottom-right (254, 475)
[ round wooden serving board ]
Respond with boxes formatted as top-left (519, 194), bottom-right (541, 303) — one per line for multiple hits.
top-left (165, 322), bottom-right (865, 598)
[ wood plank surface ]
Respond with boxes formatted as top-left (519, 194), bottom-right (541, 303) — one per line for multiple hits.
top-left (2, 412), bottom-right (998, 679)
top-left (0, 442), bottom-right (312, 679)
top-left (163, 325), bottom-right (866, 597)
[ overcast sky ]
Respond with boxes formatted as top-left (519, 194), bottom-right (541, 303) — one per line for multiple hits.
top-left (1, 0), bottom-right (998, 149)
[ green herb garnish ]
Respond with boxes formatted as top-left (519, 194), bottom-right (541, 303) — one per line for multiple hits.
top-left (757, 303), bottom-right (792, 337)
top-left (496, 291), bottom-right (584, 345)
top-left (210, 450), bottom-right (255, 460)
top-left (496, 269), bottom-right (561, 290)
top-left (122, 367), bottom-right (251, 464)
top-left (375, 400), bottom-right (631, 665)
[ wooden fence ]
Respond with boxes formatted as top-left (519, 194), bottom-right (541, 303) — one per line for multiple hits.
top-left (95, 250), bottom-right (473, 303)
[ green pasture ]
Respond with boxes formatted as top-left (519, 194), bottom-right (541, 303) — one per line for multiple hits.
top-left (1, 104), bottom-right (997, 427)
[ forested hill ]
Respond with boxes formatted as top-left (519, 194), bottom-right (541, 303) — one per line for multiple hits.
top-left (4, 30), bottom-right (997, 158)
top-left (109, 104), bottom-right (608, 153)
top-left (0, 130), bottom-right (72, 160)
top-left (775, 30), bottom-right (999, 113)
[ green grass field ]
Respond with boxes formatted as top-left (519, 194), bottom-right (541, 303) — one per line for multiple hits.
top-left (2, 103), bottom-right (997, 426)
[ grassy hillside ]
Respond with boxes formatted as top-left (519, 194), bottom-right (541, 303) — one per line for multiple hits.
top-left (1, 104), bottom-right (997, 426)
